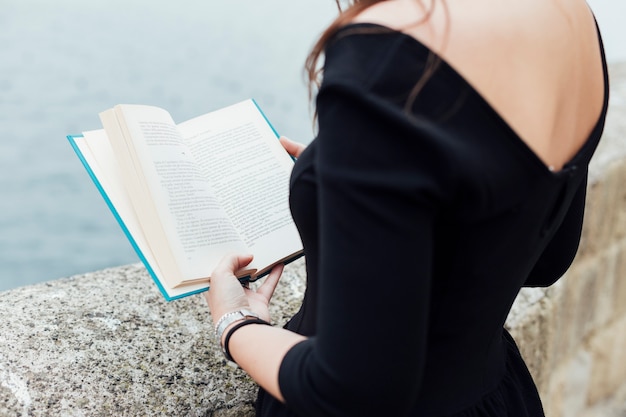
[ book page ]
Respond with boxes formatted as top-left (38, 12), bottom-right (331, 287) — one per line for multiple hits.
top-left (75, 130), bottom-right (156, 268)
top-left (105, 105), bottom-right (249, 285)
top-left (179, 100), bottom-right (303, 272)
top-left (72, 131), bottom-right (211, 299)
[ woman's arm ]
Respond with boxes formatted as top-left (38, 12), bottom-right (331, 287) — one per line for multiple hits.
top-left (204, 254), bottom-right (305, 403)
top-left (274, 82), bottom-right (445, 416)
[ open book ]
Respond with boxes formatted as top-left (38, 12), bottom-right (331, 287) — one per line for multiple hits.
top-left (68, 99), bottom-right (303, 300)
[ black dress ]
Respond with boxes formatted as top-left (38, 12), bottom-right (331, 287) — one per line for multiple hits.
top-left (256, 22), bottom-right (609, 417)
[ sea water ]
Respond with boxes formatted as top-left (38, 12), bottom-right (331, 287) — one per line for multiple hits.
top-left (0, 0), bottom-right (623, 292)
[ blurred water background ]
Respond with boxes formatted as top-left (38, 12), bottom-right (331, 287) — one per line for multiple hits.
top-left (0, 0), bottom-right (624, 292)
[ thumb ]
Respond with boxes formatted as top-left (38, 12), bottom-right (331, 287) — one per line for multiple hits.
top-left (279, 136), bottom-right (302, 158)
top-left (212, 253), bottom-right (254, 279)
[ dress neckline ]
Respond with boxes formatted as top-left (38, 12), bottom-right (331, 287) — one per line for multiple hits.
top-left (331, 21), bottom-right (610, 178)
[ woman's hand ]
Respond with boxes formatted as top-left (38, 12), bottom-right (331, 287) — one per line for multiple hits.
top-left (204, 253), bottom-right (284, 326)
top-left (204, 256), bottom-right (303, 403)
top-left (279, 136), bottom-right (306, 159)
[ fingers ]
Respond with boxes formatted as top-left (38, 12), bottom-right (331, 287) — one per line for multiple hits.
top-left (205, 255), bottom-right (283, 326)
top-left (206, 253), bottom-right (254, 321)
top-left (279, 136), bottom-right (306, 159)
top-left (256, 263), bottom-right (284, 300)
top-left (213, 253), bottom-right (254, 279)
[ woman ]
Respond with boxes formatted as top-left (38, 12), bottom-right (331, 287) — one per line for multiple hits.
top-left (205, 0), bottom-right (609, 415)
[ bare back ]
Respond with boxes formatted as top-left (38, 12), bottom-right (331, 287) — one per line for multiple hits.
top-left (353, 0), bottom-right (606, 172)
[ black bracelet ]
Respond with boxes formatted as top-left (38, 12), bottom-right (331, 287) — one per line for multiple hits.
top-left (223, 318), bottom-right (271, 363)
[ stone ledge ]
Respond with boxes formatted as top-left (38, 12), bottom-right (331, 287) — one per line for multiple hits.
top-left (0, 260), bottom-right (305, 417)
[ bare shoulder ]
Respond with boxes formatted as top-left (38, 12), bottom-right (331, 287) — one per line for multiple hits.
top-left (351, 0), bottom-right (434, 30)
top-left (351, 0), bottom-right (605, 170)
top-left (350, 0), bottom-right (598, 54)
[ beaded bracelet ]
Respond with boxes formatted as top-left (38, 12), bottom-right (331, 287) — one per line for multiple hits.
top-left (223, 318), bottom-right (271, 363)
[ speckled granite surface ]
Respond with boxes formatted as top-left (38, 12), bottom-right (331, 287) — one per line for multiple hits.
top-left (0, 260), bottom-right (306, 416)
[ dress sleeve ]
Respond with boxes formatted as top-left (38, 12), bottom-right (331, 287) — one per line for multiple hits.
top-left (524, 174), bottom-right (587, 287)
top-left (278, 80), bottom-right (454, 416)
